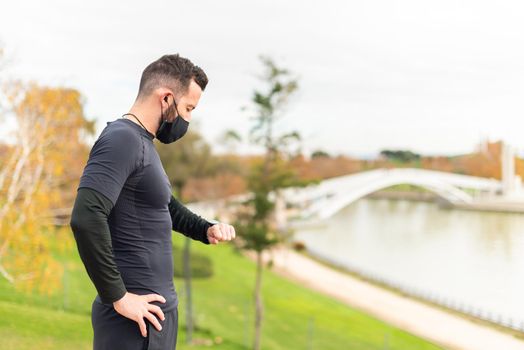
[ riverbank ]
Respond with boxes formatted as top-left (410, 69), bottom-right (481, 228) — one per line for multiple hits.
top-left (298, 247), bottom-right (524, 337)
top-left (366, 189), bottom-right (439, 202)
top-left (243, 245), bottom-right (524, 350)
top-left (368, 189), bottom-right (524, 214)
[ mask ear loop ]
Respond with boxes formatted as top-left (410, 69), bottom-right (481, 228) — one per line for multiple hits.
top-left (164, 94), bottom-right (182, 121)
top-left (160, 96), bottom-right (168, 122)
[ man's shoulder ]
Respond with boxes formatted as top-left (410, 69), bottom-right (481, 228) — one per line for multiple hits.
top-left (93, 119), bottom-right (143, 150)
top-left (78, 119), bottom-right (145, 202)
top-left (84, 119), bottom-right (145, 168)
top-left (101, 119), bottom-right (141, 140)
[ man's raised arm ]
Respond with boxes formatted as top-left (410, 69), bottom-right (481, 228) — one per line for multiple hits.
top-left (168, 195), bottom-right (217, 244)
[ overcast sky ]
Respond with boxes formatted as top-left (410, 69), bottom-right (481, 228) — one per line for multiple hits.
top-left (1, 0), bottom-right (523, 158)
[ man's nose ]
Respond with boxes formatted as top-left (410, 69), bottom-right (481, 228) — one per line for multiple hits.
top-left (180, 113), bottom-right (191, 122)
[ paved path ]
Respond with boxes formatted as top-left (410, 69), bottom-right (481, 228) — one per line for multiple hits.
top-left (243, 246), bottom-right (524, 350)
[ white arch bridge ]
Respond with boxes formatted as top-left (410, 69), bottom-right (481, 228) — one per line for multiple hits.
top-left (280, 168), bottom-right (502, 222)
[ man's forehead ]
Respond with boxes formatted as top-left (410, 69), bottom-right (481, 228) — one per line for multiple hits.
top-left (182, 80), bottom-right (202, 103)
top-left (188, 80), bottom-right (202, 94)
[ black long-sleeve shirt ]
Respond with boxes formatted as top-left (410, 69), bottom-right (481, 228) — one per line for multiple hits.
top-left (70, 188), bottom-right (214, 304)
top-left (69, 117), bottom-right (215, 310)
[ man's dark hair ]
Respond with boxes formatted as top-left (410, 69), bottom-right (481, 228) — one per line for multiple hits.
top-left (137, 54), bottom-right (208, 100)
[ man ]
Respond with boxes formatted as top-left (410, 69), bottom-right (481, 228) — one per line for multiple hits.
top-left (70, 54), bottom-right (235, 350)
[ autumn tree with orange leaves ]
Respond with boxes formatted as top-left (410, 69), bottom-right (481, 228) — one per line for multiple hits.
top-left (0, 81), bottom-right (94, 297)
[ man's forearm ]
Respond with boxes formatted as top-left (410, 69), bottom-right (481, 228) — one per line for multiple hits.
top-left (168, 195), bottom-right (215, 244)
top-left (70, 187), bottom-right (127, 304)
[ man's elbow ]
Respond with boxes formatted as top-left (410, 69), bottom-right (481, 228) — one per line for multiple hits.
top-left (69, 204), bottom-right (90, 238)
top-left (69, 209), bottom-right (82, 236)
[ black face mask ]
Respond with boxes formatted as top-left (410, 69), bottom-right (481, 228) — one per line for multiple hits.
top-left (156, 96), bottom-right (189, 144)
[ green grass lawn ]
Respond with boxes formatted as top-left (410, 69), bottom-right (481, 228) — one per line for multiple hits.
top-left (0, 232), bottom-right (444, 350)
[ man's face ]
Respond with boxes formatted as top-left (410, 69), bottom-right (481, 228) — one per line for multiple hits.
top-left (166, 79), bottom-right (202, 123)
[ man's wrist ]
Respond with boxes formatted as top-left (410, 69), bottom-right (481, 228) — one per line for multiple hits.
top-left (112, 291), bottom-right (127, 306)
top-left (102, 285), bottom-right (127, 305)
top-left (207, 219), bottom-right (219, 226)
top-left (204, 219), bottom-right (219, 244)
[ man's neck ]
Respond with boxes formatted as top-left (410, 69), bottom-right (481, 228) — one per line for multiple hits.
top-left (125, 102), bottom-right (160, 136)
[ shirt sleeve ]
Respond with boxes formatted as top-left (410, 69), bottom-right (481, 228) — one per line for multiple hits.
top-left (70, 187), bottom-right (127, 304)
top-left (78, 126), bottom-right (143, 205)
top-left (168, 195), bottom-right (217, 244)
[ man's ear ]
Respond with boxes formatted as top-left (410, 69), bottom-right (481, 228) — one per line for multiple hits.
top-left (156, 88), bottom-right (171, 109)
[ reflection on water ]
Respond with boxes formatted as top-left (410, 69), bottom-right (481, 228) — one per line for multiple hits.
top-left (293, 198), bottom-right (524, 325)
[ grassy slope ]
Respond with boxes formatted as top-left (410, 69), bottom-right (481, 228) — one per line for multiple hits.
top-left (0, 232), bottom-right (443, 350)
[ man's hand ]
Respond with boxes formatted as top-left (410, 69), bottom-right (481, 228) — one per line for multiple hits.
top-left (206, 222), bottom-right (236, 244)
top-left (113, 292), bottom-right (166, 337)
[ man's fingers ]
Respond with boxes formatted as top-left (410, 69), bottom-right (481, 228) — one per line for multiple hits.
top-left (219, 224), bottom-right (230, 240)
top-left (208, 223), bottom-right (236, 243)
top-left (137, 317), bottom-right (147, 337)
top-left (145, 293), bottom-right (166, 303)
top-left (147, 304), bottom-right (165, 321)
top-left (222, 224), bottom-right (232, 240)
top-left (222, 225), bottom-right (230, 240)
top-left (214, 226), bottom-right (223, 240)
top-left (227, 225), bottom-right (234, 239)
top-left (144, 311), bottom-right (163, 332)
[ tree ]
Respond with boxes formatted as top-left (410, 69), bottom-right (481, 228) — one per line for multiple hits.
top-left (218, 129), bottom-right (243, 155)
top-left (234, 56), bottom-right (310, 350)
top-left (379, 149), bottom-right (421, 164)
top-left (0, 82), bottom-right (94, 296)
top-left (311, 149), bottom-right (331, 159)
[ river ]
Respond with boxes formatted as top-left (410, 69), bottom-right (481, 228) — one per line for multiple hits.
top-left (293, 197), bottom-right (524, 327)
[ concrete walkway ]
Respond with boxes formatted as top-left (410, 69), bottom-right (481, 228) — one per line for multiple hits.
top-left (243, 246), bottom-right (524, 350)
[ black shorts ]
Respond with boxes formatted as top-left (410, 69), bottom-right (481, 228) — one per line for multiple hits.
top-left (91, 296), bottom-right (178, 350)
